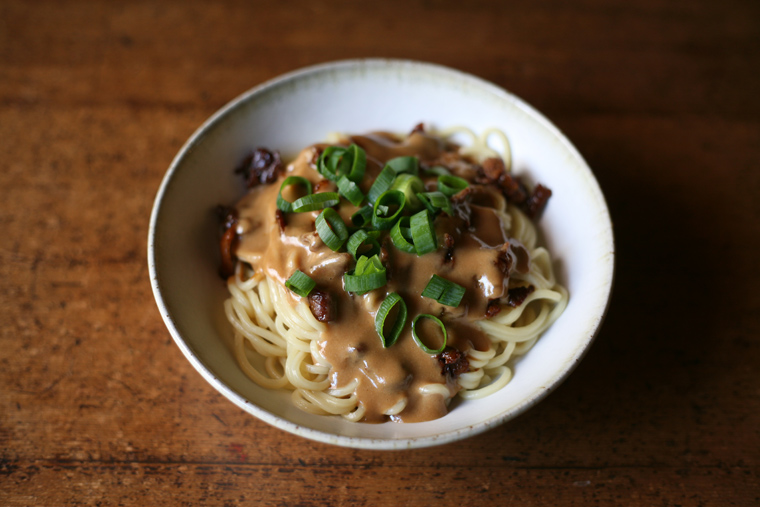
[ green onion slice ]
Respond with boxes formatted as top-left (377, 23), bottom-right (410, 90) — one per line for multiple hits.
top-left (346, 144), bottom-right (367, 182)
top-left (344, 254), bottom-right (387, 294)
top-left (315, 208), bottom-right (349, 251)
top-left (410, 209), bottom-right (437, 255)
top-left (420, 191), bottom-right (453, 216)
top-left (337, 175), bottom-right (365, 207)
top-left (276, 176), bottom-right (312, 213)
top-left (317, 146), bottom-right (351, 181)
top-left (438, 174), bottom-right (469, 197)
top-left (372, 190), bottom-right (406, 230)
top-left (386, 156), bottom-right (419, 176)
top-left (423, 165), bottom-right (450, 177)
top-left (292, 192), bottom-right (340, 212)
top-left (375, 292), bottom-right (407, 348)
top-left (367, 165), bottom-right (397, 204)
top-left (411, 314), bottom-right (447, 354)
top-left (285, 270), bottom-right (316, 297)
top-left (390, 173), bottom-right (423, 210)
top-left (390, 216), bottom-right (416, 254)
top-left (351, 204), bottom-right (374, 227)
top-left (347, 229), bottom-right (381, 260)
top-left (421, 274), bottom-right (466, 307)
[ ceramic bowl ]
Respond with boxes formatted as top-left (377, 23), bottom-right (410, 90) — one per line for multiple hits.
top-left (148, 59), bottom-right (614, 449)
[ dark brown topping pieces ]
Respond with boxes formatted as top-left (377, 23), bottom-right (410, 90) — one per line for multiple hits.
top-left (275, 209), bottom-right (286, 232)
top-left (485, 299), bottom-right (502, 318)
top-left (236, 148), bottom-right (284, 188)
top-left (443, 233), bottom-right (455, 264)
top-left (308, 289), bottom-right (336, 322)
top-left (437, 347), bottom-right (470, 379)
top-left (216, 206), bottom-right (239, 279)
top-left (507, 285), bottom-right (535, 307)
top-left (524, 184), bottom-right (553, 219)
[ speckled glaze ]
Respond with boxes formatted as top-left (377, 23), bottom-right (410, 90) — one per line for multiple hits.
top-left (148, 59), bottom-right (614, 449)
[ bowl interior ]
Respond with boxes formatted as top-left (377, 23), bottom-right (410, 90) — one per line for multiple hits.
top-left (149, 59), bottom-right (614, 449)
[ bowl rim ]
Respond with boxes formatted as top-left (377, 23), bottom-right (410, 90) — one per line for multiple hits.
top-left (148, 58), bottom-right (615, 450)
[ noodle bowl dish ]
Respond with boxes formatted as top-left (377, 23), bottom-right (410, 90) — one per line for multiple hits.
top-left (148, 60), bottom-right (614, 449)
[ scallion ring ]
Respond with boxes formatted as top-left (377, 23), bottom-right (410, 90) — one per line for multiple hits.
top-left (276, 176), bottom-right (312, 213)
top-left (437, 174), bottom-right (469, 197)
top-left (390, 216), bottom-right (416, 254)
top-left (411, 314), bottom-right (447, 354)
top-left (292, 192), bottom-right (341, 212)
top-left (337, 175), bottom-right (365, 206)
top-left (315, 208), bottom-right (349, 251)
top-left (350, 204), bottom-right (374, 227)
top-left (410, 209), bottom-right (437, 255)
top-left (421, 274), bottom-right (466, 307)
top-left (346, 144), bottom-right (367, 182)
top-left (372, 190), bottom-right (406, 230)
top-left (386, 156), bottom-right (419, 176)
top-left (347, 229), bottom-right (381, 260)
top-left (285, 270), bottom-right (316, 297)
top-left (390, 173), bottom-right (423, 210)
top-left (375, 292), bottom-right (407, 348)
top-left (317, 146), bottom-right (351, 181)
top-left (344, 254), bottom-right (386, 294)
top-left (367, 165), bottom-right (396, 204)
top-left (421, 191), bottom-right (453, 216)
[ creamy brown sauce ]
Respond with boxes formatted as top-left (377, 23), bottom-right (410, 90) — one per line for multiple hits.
top-left (233, 131), bottom-right (529, 422)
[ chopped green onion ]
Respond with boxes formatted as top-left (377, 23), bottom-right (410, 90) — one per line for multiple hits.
top-left (344, 254), bottom-right (386, 294)
top-left (421, 274), bottom-right (466, 307)
top-left (386, 156), bottom-right (419, 176)
top-left (351, 204), bottom-right (374, 227)
top-left (438, 174), bottom-right (469, 197)
top-left (292, 192), bottom-right (341, 212)
top-left (346, 144), bottom-right (367, 182)
top-left (337, 175), bottom-right (365, 206)
top-left (276, 176), bottom-right (312, 213)
top-left (420, 191), bottom-right (453, 216)
top-left (367, 165), bottom-right (397, 204)
top-left (410, 209), bottom-right (437, 255)
top-left (372, 190), bottom-right (406, 230)
top-left (285, 270), bottom-right (316, 297)
top-left (347, 229), bottom-right (381, 260)
top-left (390, 173), bottom-right (423, 210)
top-left (375, 292), bottom-right (407, 348)
top-left (317, 146), bottom-right (351, 181)
top-left (411, 314), bottom-right (447, 354)
top-left (315, 208), bottom-right (349, 251)
top-left (423, 165), bottom-right (450, 176)
top-left (390, 216), bottom-right (416, 253)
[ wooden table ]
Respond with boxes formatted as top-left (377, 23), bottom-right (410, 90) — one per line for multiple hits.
top-left (2, 1), bottom-right (758, 505)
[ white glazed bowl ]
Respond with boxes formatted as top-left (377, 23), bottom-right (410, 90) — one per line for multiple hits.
top-left (148, 59), bottom-right (614, 449)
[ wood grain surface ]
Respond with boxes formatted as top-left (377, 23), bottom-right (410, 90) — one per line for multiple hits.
top-left (2, 1), bottom-right (759, 505)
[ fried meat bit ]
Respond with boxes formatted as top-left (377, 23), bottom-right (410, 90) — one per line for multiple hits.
top-left (236, 148), bottom-right (284, 188)
top-left (524, 184), bottom-right (553, 219)
top-left (443, 233), bottom-right (455, 264)
top-left (485, 298), bottom-right (502, 318)
top-left (437, 347), bottom-right (470, 379)
top-left (507, 285), bottom-right (535, 307)
top-left (275, 209), bottom-right (286, 232)
top-left (478, 157), bottom-right (528, 204)
top-left (410, 122), bottom-right (425, 135)
top-left (216, 206), bottom-right (239, 279)
top-left (308, 289), bottom-right (336, 322)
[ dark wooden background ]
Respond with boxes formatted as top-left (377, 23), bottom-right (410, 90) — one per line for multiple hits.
top-left (2, 1), bottom-right (758, 505)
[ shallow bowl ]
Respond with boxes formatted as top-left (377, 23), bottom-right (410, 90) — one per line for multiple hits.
top-left (148, 59), bottom-right (614, 449)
